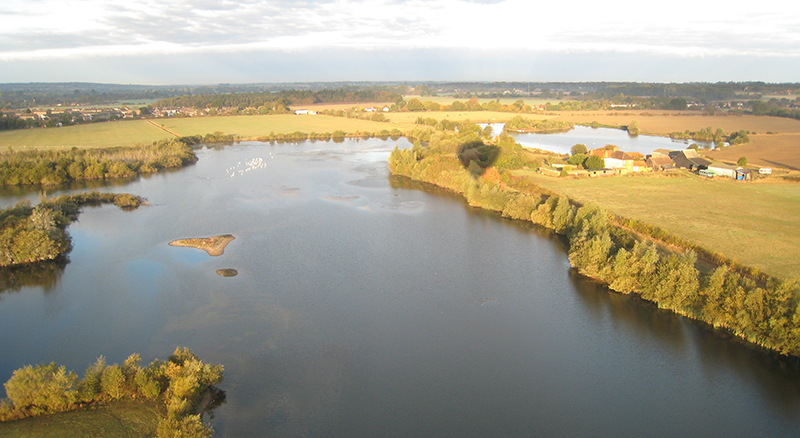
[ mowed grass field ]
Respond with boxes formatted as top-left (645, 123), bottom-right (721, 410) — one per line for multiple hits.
top-left (0, 120), bottom-right (170, 150)
top-left (0, 400), bottom-right (160, 438)
top-left (512, 170), bottom-right (800, 280)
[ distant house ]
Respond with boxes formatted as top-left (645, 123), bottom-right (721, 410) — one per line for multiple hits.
top-left (668, 149), bottom-right (711, 170)
top-left (294, 109), bottom-right (309, 115)
top-left (759, 168), bottom-right (772, 175)
top-left (602, 150), bottom-right (650, 174)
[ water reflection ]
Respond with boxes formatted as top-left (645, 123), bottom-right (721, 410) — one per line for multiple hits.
top-left (0, 258), bottom-right (67, 295)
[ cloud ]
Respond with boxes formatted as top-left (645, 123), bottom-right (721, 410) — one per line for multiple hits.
top-left (0, 0), bottom-right (798, 81)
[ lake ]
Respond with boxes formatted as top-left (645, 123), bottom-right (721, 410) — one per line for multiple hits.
top-left (1, 137), bottom-right (799, 437)
top-left (499, 125), bottom-right (715, 155)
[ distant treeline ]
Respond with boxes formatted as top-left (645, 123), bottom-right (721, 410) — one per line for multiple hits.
top-left (0, 137), bottom-right (207, 186)
top-left (0, 192), bottom-right (145, 267)
top-left (389, 130), bottom-right (800, 357)
top-left (154, 86), bottom-right (404, 109)
top-left (753, 100), bottom-right (800, 121)
top-left (0, 347), bottom-right (224, 438)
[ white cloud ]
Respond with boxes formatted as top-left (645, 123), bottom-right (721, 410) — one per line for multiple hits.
top-left (0, 0), bottom-right (798, 81)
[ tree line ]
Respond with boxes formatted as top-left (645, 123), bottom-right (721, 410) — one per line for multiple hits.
top-left (1, 347), bottom-right (224, 438)
top-left (388, 130), bottom-right (800, 357)
top-left (0, 135), bottom-right (214, 186)
top-left (154, 86), bottom-right (404, 110)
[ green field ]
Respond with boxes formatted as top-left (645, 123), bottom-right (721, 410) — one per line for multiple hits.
top-left (0, 400), bottom-right (161, 438)
top-left (0, 120), bottom-right (170, 150)
top-left (513, 170), bottom-right (800, 279)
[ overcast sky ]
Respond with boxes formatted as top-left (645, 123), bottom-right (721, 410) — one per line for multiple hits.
top-left (1, 0), bottom-right (798, 84)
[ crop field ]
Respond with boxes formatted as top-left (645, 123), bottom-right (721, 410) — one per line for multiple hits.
top-left (553, 111), bottom-right (800, 134)
top-left (385, 110), bottom-right (549, 125)
top-left (706, 134), bottom-right (800, 170)
top-left (403, 95), bottom-right (564, 106)
top-left (0, 400), bottom-right (160, 438)
top-left (512, 169), bottom-right (800, 280)
top-left (160, 114), bottom-right (410, 137)
top-left (0, 120), bottom-right (170, 150)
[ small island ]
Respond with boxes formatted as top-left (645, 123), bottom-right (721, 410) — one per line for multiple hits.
top-left (169, 234), bottom-right (236, 256)
top-left (216, 268), bottom-right (238, 277)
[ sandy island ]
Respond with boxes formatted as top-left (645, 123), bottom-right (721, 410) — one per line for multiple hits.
top-left (216, 268), bottom-right (238, 277)
top-left (169, 234), bottom-right (235, 256)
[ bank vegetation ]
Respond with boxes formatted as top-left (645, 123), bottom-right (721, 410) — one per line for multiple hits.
top-left (0, 347), bottom-right (224, 438)
top-left (389, 128), bottom-right (800, 357)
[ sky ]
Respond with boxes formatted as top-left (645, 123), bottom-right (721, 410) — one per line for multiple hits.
top-left (1, 0), bottom-right (799, 85)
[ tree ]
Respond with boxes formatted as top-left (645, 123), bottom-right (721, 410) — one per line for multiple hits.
top-left (568, 153), bottom-right (586, 166)
top-left (627, 120), bottom-right (640, 136)
top-left (4, 363), bottom-right (78, 415)
top-left (570, 143), bottom-right (588, 155)
top-left (738, 156), bottom-right (747, 166)
top-left (584, 155), bottom-right (605, 169)
top-left (406, 98), bottom-right (424, 112)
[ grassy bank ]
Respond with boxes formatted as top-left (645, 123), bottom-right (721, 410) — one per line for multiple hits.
top-left (0, 400), bottom-right (161, 438)
top-left (511, 171), bottom-right (800, 280)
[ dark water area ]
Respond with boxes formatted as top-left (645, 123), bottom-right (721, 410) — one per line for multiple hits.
top-left (2, 137), bottom-right (800, 437)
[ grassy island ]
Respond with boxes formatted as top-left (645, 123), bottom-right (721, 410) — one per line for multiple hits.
top-left (169, 235), bottom-right (235, 256)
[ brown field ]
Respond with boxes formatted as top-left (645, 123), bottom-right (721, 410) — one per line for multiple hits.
top-left (298, 102), bottom-right (394, 111)
top-left (160, 114), bottom-right (412, 137)
top-left (403, 95), bottom-right (564, 106)
top-left (706, 134), bottom-right (800, 170)
top-left (386, 111), bottom-right (549, 125)
top-left (553, 111), bottom-right (800, 135)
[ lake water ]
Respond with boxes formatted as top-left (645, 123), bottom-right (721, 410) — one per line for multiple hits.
top-left (497, 125), bottom-right (714, 155)
top-left (2, 137), bottom-right (800, 437)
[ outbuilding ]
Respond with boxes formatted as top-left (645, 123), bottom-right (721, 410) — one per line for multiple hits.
top-left (707, 164), bottom-right (737, 178)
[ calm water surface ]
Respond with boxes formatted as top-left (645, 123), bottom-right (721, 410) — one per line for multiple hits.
top-left (506, 125), bottom-right (714, 155)
top-left (1, 138), bottom-right (799, 437)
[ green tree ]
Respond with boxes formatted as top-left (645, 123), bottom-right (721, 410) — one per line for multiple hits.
top-left (738, 156), bottom-right (747, 166)
top-left (627, 120), bottom-right (640, 136)
top-left (4, 363), bottom-right (78, 415)
top-left (406, 98), bottom-right (424, 112)
top-left (584, 155), bottom-right (605, 169)
top-left (570, 143), bottom-right (588, 155)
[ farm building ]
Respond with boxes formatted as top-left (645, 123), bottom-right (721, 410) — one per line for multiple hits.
top-left (647, 155), bottom-right (675, 171)
top-left (668, 149), bottom-right (712, 170)
top-left (736, 169), bottom-right (754, 181)
top-left (707, 164), bottom-right (738, 178)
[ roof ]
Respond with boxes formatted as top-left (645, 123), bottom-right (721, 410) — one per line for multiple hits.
top-left (668, 150), bottom-right (712, 169)
top-left (610, 150), bottom-right (636, 161)
top-left (647, 156), bottom-right (674, 167)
